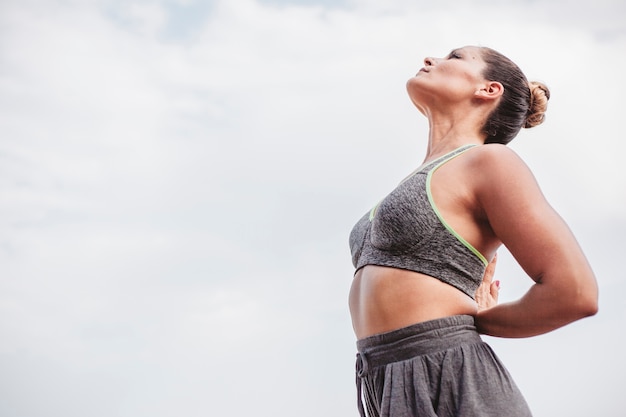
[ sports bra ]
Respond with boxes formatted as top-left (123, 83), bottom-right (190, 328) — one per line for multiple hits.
top-left (349, 145), bottom-right (488, 299)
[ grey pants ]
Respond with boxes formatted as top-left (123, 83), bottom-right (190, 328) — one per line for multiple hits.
top-left (355, 315), bottom-right (532, 417)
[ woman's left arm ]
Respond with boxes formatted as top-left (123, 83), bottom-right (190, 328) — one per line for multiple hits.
top-left (472, 145), bottom-right (598, 338)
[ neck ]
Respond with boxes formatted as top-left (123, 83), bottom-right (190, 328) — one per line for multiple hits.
top-left (421, 107), bottom-right (486, 163)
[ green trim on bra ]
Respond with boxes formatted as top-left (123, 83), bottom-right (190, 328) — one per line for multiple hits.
top-left (369, 145), bottom-right (477, 222)
top-left (369, 203), bottom-right (378, 221)
top-left (426, 145), bottom-right (489, 266)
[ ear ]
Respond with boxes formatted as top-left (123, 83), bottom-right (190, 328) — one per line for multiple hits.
top-left (475, 81), bottom-right (503, 101)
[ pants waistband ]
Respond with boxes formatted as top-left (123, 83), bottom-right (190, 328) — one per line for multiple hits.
top-left (356, 315), bottom-right (481, 374)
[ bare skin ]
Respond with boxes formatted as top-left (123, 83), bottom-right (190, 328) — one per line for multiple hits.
top-left (349, 46), bottom-right (598, 340)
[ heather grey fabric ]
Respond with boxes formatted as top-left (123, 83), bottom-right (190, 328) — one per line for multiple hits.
top-left (349, 145), bottom-right (487, 298)
top-left (356, 316), bottom-right (532, 417)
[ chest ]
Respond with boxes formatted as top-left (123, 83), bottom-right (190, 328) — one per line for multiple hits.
top-left (369, 172), bottom-right (439, 252)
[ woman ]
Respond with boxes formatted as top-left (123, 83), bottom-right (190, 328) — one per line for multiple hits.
top-left (348, 46), bottom-right (598, 417)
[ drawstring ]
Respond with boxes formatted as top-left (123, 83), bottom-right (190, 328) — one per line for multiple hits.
top-left (356, 352), bottom-right (367, 417)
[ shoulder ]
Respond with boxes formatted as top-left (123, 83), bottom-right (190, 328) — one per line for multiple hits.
top-left (465, 144), bottom-right (537, 188)
top-left (461, 144), bottom-right (546, 212)
top-left (467, 143), bottom-right (526, 170)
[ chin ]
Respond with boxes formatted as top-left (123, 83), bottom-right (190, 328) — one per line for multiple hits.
top-left (406, 74), bottom-right (426, 92)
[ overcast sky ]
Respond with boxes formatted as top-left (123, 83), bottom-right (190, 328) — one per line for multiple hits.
top-left (1, 0), bottom-right (625, 416)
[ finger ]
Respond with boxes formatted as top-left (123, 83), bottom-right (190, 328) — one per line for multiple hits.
top-left (490, 280), bottom-right (500, 301)
top-left (482, 253), bottom-right (498, 284)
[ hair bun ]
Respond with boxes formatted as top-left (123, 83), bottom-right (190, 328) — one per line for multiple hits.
top-left (524, 81), bottom-right (550, 128)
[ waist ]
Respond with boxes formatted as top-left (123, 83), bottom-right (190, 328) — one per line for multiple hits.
top-left (349, 265), bottom-right (478, 339)
top-left (356, 315), bottom-right (482, 371)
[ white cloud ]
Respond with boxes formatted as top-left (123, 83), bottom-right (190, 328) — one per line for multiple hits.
top-left (0, 1), bottom-right (624, 416)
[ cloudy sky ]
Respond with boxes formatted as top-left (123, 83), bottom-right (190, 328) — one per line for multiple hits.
top-left (0, 0), bottom-right (625, 416)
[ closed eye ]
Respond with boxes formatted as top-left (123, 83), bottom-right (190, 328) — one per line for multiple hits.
top-left (448, 51), bottom-right (462, 59)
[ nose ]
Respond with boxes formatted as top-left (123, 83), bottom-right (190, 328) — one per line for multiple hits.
top-left (424, 57), bottom-right (438, 66)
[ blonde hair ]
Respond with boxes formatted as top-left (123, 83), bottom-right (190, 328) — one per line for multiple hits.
top-left (525, 81), bottom-right (550, 128)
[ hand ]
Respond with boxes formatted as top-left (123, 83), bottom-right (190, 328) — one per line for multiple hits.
top-left (475, 253), bottom-right (500, 312)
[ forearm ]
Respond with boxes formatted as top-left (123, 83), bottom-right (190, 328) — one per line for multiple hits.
top-left (475, 280), bottom-right (598, 338)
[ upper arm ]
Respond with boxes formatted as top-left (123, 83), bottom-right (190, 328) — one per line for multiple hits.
top-left (473, 145), bottom-right (594, 286)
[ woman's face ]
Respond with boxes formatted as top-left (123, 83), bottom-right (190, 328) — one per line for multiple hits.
top-left (406, 46), bottom-right (488, 113)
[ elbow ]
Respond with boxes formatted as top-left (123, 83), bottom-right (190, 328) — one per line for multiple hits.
top-left (556, 290), bottom-right (598, 326)
top-left (563, 264), bottom-right (599, 319)
top-left (575, 298), bottom-right (598, 319)
top-left (579, 293), bottom-right (598, 318)
top-left (553, 273), bottom-right (599, 321)
top-left (572, 281), bottom-right (599, 319)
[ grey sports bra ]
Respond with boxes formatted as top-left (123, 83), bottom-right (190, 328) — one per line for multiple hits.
top-left (349, 145), bottom-right (488, 299)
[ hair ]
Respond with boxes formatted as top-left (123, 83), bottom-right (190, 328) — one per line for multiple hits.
top-left (479, 47), bottom-right (550, 145)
